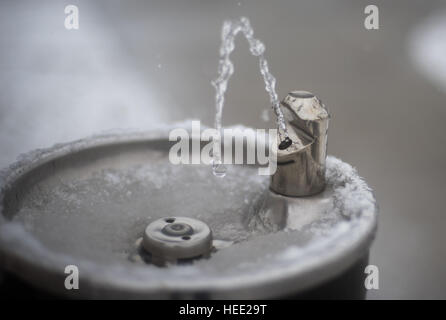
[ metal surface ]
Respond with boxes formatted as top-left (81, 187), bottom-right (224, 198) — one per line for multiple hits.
top-left (271, 91), bottom-right (329, 197)
top-left (142, 217), bottom-right (212, 266)
top-left (0, 129), bottom-right (377, 299)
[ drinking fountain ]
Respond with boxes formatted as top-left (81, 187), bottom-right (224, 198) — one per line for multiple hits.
top-left (0, 91), bottom-right (378, 299)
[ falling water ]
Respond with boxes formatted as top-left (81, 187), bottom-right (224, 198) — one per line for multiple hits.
top-left (211, 17), bottom-right (290, 177)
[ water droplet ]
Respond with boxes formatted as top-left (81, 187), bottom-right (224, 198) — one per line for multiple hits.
top-left (249, 39), bottom-right (265, 56)
top-left (212, 160), bottom-right (227, 178)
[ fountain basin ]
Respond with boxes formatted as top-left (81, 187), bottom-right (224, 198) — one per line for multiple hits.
top-left (0, 127), bottom-right (377, 299)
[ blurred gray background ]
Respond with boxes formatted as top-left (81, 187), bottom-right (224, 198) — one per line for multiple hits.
top-left (1, 0), bottom-right (445, 299)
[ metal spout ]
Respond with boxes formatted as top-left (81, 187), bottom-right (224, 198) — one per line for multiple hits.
top-left (270, 91), bottom-right (330, 197)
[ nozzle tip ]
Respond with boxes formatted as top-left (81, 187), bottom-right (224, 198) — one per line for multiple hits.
top-left (278, 137), bottom-right (292, 150)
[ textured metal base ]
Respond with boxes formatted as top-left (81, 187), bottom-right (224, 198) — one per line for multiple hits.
top-left (0, 253), bottom-right (369, 300)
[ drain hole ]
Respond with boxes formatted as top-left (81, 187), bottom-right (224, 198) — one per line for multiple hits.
top-left (165, 218), bottom-right (175, 223)
top-left (182, 236), bottom-right (191, 240)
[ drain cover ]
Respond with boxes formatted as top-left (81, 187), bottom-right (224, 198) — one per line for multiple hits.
top-left (142, 217), bottom-right (213, 265)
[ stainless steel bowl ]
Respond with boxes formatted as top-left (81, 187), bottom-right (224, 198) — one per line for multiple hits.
top-left (0, 127), bottom-right (377, 299)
